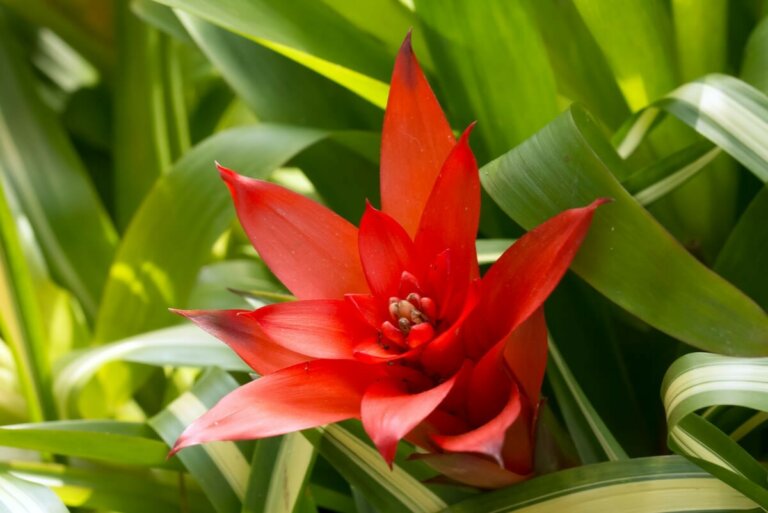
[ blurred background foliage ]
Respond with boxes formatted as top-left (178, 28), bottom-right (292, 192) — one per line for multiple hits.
top-left (0, 0), bottom-right (767, 512)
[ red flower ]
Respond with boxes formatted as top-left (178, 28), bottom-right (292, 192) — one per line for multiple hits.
top-left (171, 34), bottom-right (606, 488)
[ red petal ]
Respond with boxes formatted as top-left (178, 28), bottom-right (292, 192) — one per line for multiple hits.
top-left (345, 294), bottom-right (384, 329)
top-left (415, 124), bottom-right (480, 297)
top-left (412, 453), bottom-right (529, 489)
top-left (173, 309), bottom-right (308, 375)
top-left (465, 199), bottom-right (608, 359)
top-left (172, 359), bottom-right (381, 453)
top-left (432, 383), bottom-right (522, 465)
top-left (500, 403), bottom-right (535, 474)
top-left (503, 308), bottom-right (547, 406)
top-left (218, 165), bottom-right (368, 300)
top-left (249, 300), bottom-right (371, 360)
top-left (361, 365), bottom-right (463, 465)
top-left (358, 203), bottom-right (417, 298)
top-left (380, 34), bottom-right (456, 237)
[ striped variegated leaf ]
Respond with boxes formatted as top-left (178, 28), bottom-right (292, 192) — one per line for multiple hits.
top-left (441, 455), bottom-right (758, 512)
top-left (615, 74), bottom-right (768, 183)
top-left (149, 367), bottom-right (251, 513)
top-left (304, 424), bottom-right (447, 513)
top-left (0, 472), bottom-right (68, 513)
top-left (662, 353), bottom-right (768, 508)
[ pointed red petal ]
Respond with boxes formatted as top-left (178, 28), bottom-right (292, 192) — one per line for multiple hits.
top-left (173, 309), bottom-right (308, 375)
top-left (249, 300), bottom-right (372, 360)
top-left (466, 199), bottom-right (608, 359)
top-left (432, 383), bottom-right (522, 465)
top-left (172, 359), bottom-right (381, 453)
top-left (218, 165), bottom-right (368, 299)
top-left (361, 365), bottom-right (463, 465)
top-left (412, 452), bottom-right (529, 489)
top-left (358, 203), bottom-right (417, 298)
top-left (503, 308), bottom-right (547, 406)
top-left (345, 293), bottom-right (384, 329)
top-left (415, 124), bottom-right (480, 289)
top-left (380, 34), bottom-right (456, 237)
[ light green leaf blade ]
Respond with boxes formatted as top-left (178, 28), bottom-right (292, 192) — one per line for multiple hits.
top-left (574, 0), bottom-right (676, 111)
top-left (94, 124), bottom-right (325, 343)
top-left (481, 105), bottom-right (768, 356)
top-left (0, 420), bottom-right (169, 467)
top-left (2, 460), bottom-right (211, 513)
top-left (55, 324), bottom-right (249, 417)
top-left (0, 179), bottom-right (53, 421)
top-left (441, 456), bottom-right (757, 512)
top-left (149, 0), bottom-right (392, 107)
top-left (150, 368), bottom-right (251, 513)
top-left (243, 433), bottom-right (316, 513)
top-left (0, 472), bottom-right (68, 513)
top-left (0, 18), bottom-right (117, 319)
top-left (662, 353), bottom-right (768, 508)
top-left (304, 425), bottom-right (446, 513)
top-left (475, 239), bottom-right (515, 265)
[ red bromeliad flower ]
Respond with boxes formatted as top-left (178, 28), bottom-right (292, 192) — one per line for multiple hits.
top-left (171, 35), bottom-right (606, 488)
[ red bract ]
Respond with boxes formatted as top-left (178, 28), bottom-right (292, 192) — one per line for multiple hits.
top-left (171, 34), bottom-right (607, 488)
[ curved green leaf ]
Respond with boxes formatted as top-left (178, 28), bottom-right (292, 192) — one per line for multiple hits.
top-left (94, 124), bottom-right (325, 343)
top-left (481, 105), bottom-right (768, 356)
top-left (662, 353), bottom-right (768, 508)
top-left (0, 472), bottom-right (68, 513)
top-left (55, 325), bottom-right (249, 416)
top-left (441, 456), bottom-right (757, 512)
top-left (0, 420), bottom-right (170, 467)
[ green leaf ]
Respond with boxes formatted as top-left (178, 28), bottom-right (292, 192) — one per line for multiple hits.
top-left (113, 0), bottom-right (191, 229)
top-left (243, 433), bottom-right (316, 513)
top-left (149, 0), bottom-right (392, 107)
top-left (714, 185), bottom-right (768, 310)
top-left (414, 0), bottom-right (559, 160)
top-left (0, 179), bottom-right (54, 421)
top-left (150, 367), bottom-right (251, 513)
top-left (616, 74), bottom-right (768, 183)
top-left (441, 456), bottom-right (758, 512)
top-left (475, 239), bottom-right (515, 265)
top-left (0, 18), bottom-right (117, 319)
top-left (662, 353), bottom-right (768, 508)
top-left (176, 11), bottom-right (381, 130)
top-left (481, 105), bottom-right (768, 356)
top-left (547, 338), bottom-right (628, 464)
top-left (0, 471), bottom-right (68, 513)
top-left (574, 0), bottom-right (676, 111)
top-left (55, 325), bottom-right (249, 417)
top-left (1, 460), bottom-right (212, 513)
top-left (0, 420), bottom-right (170, 467)
top-left (304, 425), bottom-right (447, 513)
top-left (94, 124), bottom-right (325, 343)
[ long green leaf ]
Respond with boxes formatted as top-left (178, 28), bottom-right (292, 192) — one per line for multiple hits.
top-left (0, 420), bottom-right (169, 466)
top-left (304, 425), bottom-right (447, 513)
top-left (150, 368), bottom-right (251, 513)
top-left (2, 460), bottom-right (212, 513)
top-left (0, 472), bottom-right (68, 513)
top-left (0, 180), bottom-right (53, 421)
top-left (481, 105), bottom-right (768, 356)
top-left (55, 325), bottom-right (249, 417)
top-left (662, 353), bottom-right (768, 508)
top-left (547, 338), bottom-right (628, 464)
top-left (0, 17), bottom-right (117, 319)
top-left (176, 10), bottom-right (381, 130)
top-left (441, 456), bottom-right (757, 512)
top-left (94, 124), bottom-right (325, 343)
top-left (149, 0), bottom-right (392, 107)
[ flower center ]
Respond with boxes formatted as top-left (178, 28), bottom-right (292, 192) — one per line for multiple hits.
top-left (380, 292), bottom-right (437, 350)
